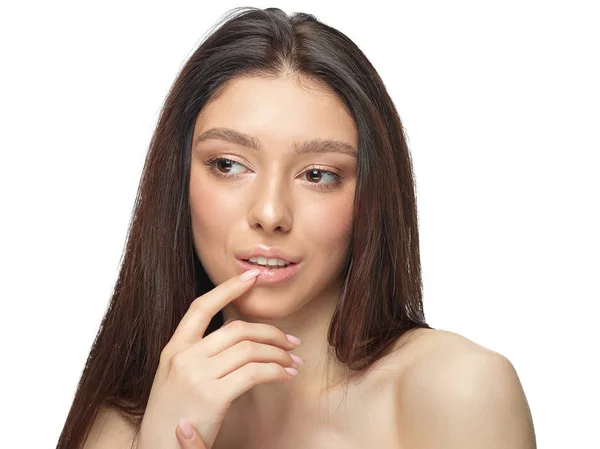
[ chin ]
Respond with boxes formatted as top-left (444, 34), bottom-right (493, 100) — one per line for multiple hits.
top-left (230, 291), bottom-right (295, 320)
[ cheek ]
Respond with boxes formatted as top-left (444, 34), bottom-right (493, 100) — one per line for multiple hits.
top-left (304, 195), bottom-right (353, 254)
top-left (189, 172), bottom-right (243, 250)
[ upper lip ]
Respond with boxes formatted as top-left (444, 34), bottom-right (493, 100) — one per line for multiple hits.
top-left (235, 245), bottom-right (301, 264)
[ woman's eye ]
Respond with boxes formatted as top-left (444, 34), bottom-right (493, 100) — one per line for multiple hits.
top-left (303, 169), bottom-right (339, 185)
top-left (206, 157), bottom-right (247, 176)
top-left (204, 158), bottom-right (341, 190)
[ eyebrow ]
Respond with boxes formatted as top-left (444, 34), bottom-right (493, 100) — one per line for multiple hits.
top-left (194, 127), bottom-right (357, 157)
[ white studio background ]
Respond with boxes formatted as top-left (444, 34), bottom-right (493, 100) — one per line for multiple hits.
top-left (0, 1), bottom-right (598, 447)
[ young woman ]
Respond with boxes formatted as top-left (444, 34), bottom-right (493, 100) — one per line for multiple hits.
top-left (57, 7), bottom-right (536, 449)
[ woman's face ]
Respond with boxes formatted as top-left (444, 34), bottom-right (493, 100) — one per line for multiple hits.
top-left (189, 75), bottom-right (358, 319)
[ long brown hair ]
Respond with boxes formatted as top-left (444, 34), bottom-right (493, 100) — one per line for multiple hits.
top-left (57, 6), bottom-right (433, 448)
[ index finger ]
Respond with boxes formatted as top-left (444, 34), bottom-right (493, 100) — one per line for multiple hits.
top-left (171, 269), bottom-right (261, 347)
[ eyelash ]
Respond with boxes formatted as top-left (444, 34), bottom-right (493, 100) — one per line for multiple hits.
top-left (204, 157), bottom-right (342, 191)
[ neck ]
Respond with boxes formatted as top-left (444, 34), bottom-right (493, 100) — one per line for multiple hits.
top-left (221, 284), bottom-right (353, 430)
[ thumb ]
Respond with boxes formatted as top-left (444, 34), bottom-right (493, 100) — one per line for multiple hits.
top-left (176, 418), bottom-right (207, 449)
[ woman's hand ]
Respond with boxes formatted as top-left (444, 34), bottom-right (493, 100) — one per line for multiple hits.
top-left (176, 419), bottom-right (206, 449)
top-left (136, 269), bottom-right (302, 449)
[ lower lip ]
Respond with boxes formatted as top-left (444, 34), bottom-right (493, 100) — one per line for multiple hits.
top-left (236, 259), bottom-right (300, 285)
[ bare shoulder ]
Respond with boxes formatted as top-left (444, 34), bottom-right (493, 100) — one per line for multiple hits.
top-left (405, 327), bottom-right (493, 353)
top-left (394, 329), bottom-right (537, 448)
top-left (373, 328), bottom-right (489, 372)
top-left (397, 327), bottom-right (512, 393)
top-left (82, 406), bottom-right (138, 449)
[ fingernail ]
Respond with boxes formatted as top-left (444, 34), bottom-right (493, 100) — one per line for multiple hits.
top-left (239, 269), bottom-right (261, 282)
top-left (290, 353), bottom-right (304, 365)
top-left (178, 418), bottom-right (194, 439)
top-left (285, 367), bottom-right (299, 376)
top-left (285, 334), bottom-right (302, 345)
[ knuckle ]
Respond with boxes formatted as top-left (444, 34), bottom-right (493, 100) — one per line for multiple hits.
top-left (159, 346), bottom-right (171, 366)
top-left (268, 362), bottom-right (284, 377)
top-left (169, 351), bottom-right (187, 373)
top-left (228, 319), bottom-right (246, 333)
top-left (189, 298), bottom-right (207, 315)
top-left (239, 340), bottom-right (256, 357)
top-left (246, 363), bottom-right (262, 383)
top-left (266, 324), bottom-right (288, 341)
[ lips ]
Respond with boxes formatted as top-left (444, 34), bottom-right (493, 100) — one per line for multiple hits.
top-left (236, 258), bottom-right (300, 284)
top-left (235, 244), bottom-right (301, 264)
top-left (242, 257), bottom-right (293, 268)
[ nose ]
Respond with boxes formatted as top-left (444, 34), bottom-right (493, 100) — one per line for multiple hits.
top-left (246, 176), bottom-right (293, 234)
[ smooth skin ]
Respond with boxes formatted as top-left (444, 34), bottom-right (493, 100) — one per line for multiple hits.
top-left (135, 269), bottom-right (303, 449)
top-left (82, 74), bottom-right (536, 448)
top-left (171, 337), bottom-right (538, 449)
top-left (188, 74), bottom-right (359, 433)
top-left (173, 342), bottom-right (537, 449)
top-left (176, 350), bottom-right (537, 449)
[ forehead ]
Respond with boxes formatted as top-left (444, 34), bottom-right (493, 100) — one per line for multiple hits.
top-left (193, 76), bottom-right (358, 149)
